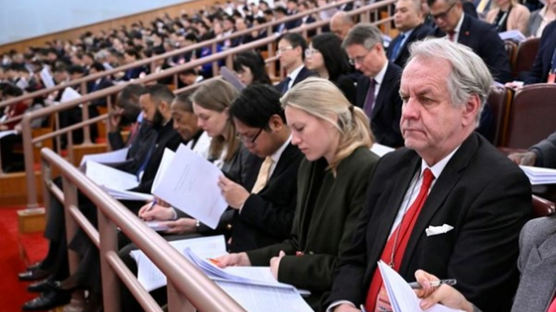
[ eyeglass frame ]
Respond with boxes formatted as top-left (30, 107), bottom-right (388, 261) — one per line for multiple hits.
top-left (348, 48), bottom-right (372, 66)
top-left (239, 127), bottom-right (264, 144)
top-left (277, 45), bottom-right (295, 54)
top-left (430, 2), bottom-right (457, 20)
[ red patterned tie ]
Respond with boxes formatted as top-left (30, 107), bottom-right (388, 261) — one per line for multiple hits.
top-left (365, 168), bottom-right (435, 311)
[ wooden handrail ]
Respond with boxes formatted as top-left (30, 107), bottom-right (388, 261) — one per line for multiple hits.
top-left (18, 0), bottom-right (396, 209)
top-left (40, 148), bottom-right (246, 312)
top-left (0, 0), bottom-right (358, 110)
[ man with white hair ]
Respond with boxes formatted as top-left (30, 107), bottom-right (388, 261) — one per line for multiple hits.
top-left (330, 11), bottom-right (355, 40)
top-left (326, 38), bottom-right (531, 312)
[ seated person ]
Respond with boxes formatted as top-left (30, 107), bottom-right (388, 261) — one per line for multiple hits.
top-left (415, 215), bottom-right (556, 312)
top-left (486, 0), bottom-right (530, 34)
top-left (216, 77), bottom-right (379, 310)
top-left (326, 38), bottom-right (531, 312)
top-left (509, 131), bottom-right (556, 168)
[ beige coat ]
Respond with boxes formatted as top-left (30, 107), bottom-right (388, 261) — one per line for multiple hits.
top-left (486, 3), bottom-right (531, 34)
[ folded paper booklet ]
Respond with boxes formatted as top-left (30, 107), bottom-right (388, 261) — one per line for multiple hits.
top-left (79, 147), bottom-right (129, 167)
top-left (377, 261), bottom-right (463, 312)
top-left (519, 165), bottom-right (556, 185)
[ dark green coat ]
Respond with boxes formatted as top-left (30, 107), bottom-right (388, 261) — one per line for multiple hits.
top-left (247, 146), bottom-right (379, 310)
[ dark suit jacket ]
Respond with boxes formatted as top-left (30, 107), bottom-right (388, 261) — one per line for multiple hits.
top-left (531, 131), bottom-right (556, 168)
top-left (247, 147), bottom-right (379, 310)
top-left (433, 14), bottom-right (512, 83)
top-left (355, 63), bottom-right (404, 147)
top-left (327, 133), bottom-right (532, 312)
top-left (274, 66), bottom-right (316, 94)
top-left (525, 21), bottom-right (556, 84)
top-left (229, 143), bottom-right (303, 252)
top-left (128, 119), bottom-right (181, 194)
top-left (110, 122), bottom-right (158, 175)
top-left (387, 23), bottom-right (433, 68)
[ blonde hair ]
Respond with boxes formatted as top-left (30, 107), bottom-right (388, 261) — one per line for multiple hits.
top-left (190, 78), bottom-right (240, 162)
top-left (281, 77), bottom-right (374, 173)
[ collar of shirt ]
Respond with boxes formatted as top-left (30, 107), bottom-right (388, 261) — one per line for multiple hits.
top-left (269, 135), bottom-right (292, 176)
top-left (287, 64), bottom-right (305, 89)
top-left (449, 13), bottom-right (465, 41)
top-left (420, 145), bottom-right (461, 182)
top-left (399, 29), bottom-right (414, 46)
top-left (373, 61), bottom-right (389, 86)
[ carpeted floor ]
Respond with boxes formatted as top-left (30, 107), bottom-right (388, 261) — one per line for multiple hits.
top-left (0, 207), bottom-right (48, 311)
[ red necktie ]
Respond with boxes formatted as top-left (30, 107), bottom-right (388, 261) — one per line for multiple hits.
top-left (448, 31), bottom-right (456, 42)
top-left (365, 168), bottom-right (435, 311)
top-left (548, 296), bottom-right (556, 312)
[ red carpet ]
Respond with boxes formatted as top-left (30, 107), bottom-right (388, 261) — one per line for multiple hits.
top-left (0, 207), bottom-right (48, 311)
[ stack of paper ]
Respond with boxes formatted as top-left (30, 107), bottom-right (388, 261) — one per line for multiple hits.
top-left (519, 165), bottom-right (556, 185)
top-left (499, 30), bottom-right (526, 42)
top-left (152, 144), bottom-right (228, 229)
top-left (85, 161), bottom-right (153, 201)
top-left (79, 147), bottom-right (130, 167)
top-left (377, 261), bottom-right (463, 312)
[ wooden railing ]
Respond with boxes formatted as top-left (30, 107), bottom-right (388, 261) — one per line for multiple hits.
top-left (40, 148), bottom-right (246, 312)
top-left (16, 0), bottom-right (395, 209)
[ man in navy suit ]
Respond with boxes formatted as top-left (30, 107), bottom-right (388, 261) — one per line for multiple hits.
top-left (274, 33), bottom-right (316, 94)
top-left (343, 24), bottom-right (404, 147)
top-left (327, 38), bottom-right (531, 312)
top-left (525, 20), bottom-right (556, 84)
top-left (388, 0), bottom-right (434, 68)
top-left (429, 0), bottom-right (512, 83)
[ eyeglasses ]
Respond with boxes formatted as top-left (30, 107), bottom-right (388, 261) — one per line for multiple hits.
top-left (304, 48), bottom-right (320, 57)
top-left (277, 46), bottom-right (294, 54)
top-left (348, 51), bottom-right (370, 66)
top-left (431, 2), bottom-right (456, 20)
top-left (239, 128), bottom-right (263, 144)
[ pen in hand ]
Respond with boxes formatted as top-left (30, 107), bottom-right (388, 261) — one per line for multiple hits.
top-left (408, 278), bottom-right (457, 289)
top-left (146, 198), bottom-right (158, 212)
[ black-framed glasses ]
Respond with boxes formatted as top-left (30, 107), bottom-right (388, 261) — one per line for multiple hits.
top-left (239, 128), bottom-right (263, 144)
top-left (431, 2), bottom-right (456, 20)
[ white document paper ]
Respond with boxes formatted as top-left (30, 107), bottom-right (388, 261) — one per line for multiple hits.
top-left (0, 130), bottom-right (18, 139)
top-left (144, 221), bottom-right (170, 232)
top-left (499, 30), bottom-right (526, 42)
top-left (520, 165), bottom-right (556, 185)
top-left (85, 161), bottom-right (139, 191)
top-left (61, 87), bottom-right (81, 103)
top-left (215, 280), bottom-right (314, 312)
top-left (79, 147), bottom-right (130, 167)
top-left (370, 143), bottom-right (395, 157)
top-left (377, 261), bottom-right (463, 312)
top-left (40, 66), bottom-right (55, 89)
top-left (104, 188), bottom-right (153, 201)
top-left (130, 235), bottom-right (227, 292)
top-left (150, 148), bottom-right (176, 193)
top-left (152, 144), bottom-right (228, 229)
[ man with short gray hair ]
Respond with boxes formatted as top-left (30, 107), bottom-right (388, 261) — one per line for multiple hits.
top-left (327, 38), bottom-right (531, 312)
top-left (342, 23), bottom-right (404, 147)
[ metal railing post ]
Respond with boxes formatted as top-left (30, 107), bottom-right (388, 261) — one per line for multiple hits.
top-left (98, 209), bottom-right (121, 312)
top-left (167, 283), bottom-right (195, 312)
top-left (21, 113), bottom-right (38, 209)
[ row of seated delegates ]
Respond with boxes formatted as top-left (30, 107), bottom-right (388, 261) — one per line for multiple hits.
top-left (415, 133), bottom-right (556, 312)
top-left (119, 81), bottom-right (304, 310)
top-left (217, 77), bottom-right (379, 311)
top-left (18, 84), bottom-right (184, 311)
top-left (325, 38), bottom-right (532, 312)
top-left (0, 83), bottom-right (47, 172)
top-left (526, 0), bottom-right (556, 37)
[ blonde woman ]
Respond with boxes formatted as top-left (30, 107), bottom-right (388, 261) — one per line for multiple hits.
top-left (216, 77), bottom-right (379, 310)
top-left (486, 0), bottom-right (530, 34)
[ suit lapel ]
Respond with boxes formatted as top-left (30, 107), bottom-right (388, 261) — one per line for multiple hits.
top-left (356, 77), bottom-right (370, 108)
top-left (400, 134), bottom-right (480, 274)
top-left (457, 15), bottom-right (472, 46)
top-left (371, 63), bottom-right (394, 120)
top-left (259, 143), bottom-right (297, 192)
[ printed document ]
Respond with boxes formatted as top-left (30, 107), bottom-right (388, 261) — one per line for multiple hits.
top-left (150, 148), bottom-right (175, 193)
top-left (152, 144), bottom-right (227, 229)
top-left (85, 161), bottom-right (139, 192)
top-left (520, 165), bottom-right (556, 185)
top-left (79, 147), bottom-right (129, 167)
top-left (377, 261), bottom-right (463, 312)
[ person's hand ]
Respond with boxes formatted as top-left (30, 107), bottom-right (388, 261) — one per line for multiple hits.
top-left (414, 270), bottom-right (474, 312)
top-left (508, 151), bottom-right (537, 166)
top-left (138, 202), bottom-right (174, 221)
top-left (504, 81), bottom-right (524, 90)
top-left (160, 218), bottom-right (197, 234)
top-left (218, 175), bottom-right (250, 209)
top-left (332, 303), bottom-right (360, 312)
top-left (214, 252), bottom-right (251, 268)
top-left (109, 107), bottom-right (123, 131)
top-left (269, 250), bottom-right (285, 279)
